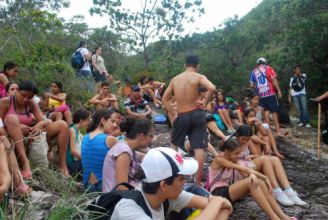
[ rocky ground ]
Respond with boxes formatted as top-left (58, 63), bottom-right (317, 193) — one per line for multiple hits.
top-left (3, 111), bottom-right (328, 220)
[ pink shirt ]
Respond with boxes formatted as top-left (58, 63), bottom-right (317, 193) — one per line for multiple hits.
top-left (102, 141), bottom-right (140, 192)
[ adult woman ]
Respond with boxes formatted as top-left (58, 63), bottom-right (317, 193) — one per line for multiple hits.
top-left (102, 118), bottom-right (152, 192)
top-left (0, 81), bottom-right (70, 178)
top-left (81, 109), bottom-right (117, 192)
top-left (44, 81), bottom-right (72, 126)
top-left (91, 46), bottom-right (111, 83)
top-left (5, 82), bottom-right (19, 97)
top-left (209, 139), bottom-right (297, 220)
top-left (0, 62), bottom-right (19, 98)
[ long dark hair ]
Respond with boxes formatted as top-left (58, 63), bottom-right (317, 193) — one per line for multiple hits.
top-left (3, 61), bottom-right (18, 76)
top-left (87, 109), bottom-right (115, 133)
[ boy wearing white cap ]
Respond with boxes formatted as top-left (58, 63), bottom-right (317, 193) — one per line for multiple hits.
top-left (111, 147), bottom-right (232, 220)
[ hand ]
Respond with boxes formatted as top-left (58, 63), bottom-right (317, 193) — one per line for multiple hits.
top-left (264, 177), bottom-right (273, 193)
top-left (249, 172), bottom-right (258, 187)
top-left (44, 92), bottom-right (51, 98)
top-left (21, 124), bottom-right (31, 135)
top-left (264, 143), bottom-right (272, 155)
top-left (315, 96), bottom-right (321, 102)
top-left (30, 125), bottom-right (42, 137)
top-left (277, 90), bottom-right (282, 99)
top-left (245, 155), bottom-right (254, 160)
top-left (209, 196), bottom-right (233, 212)
top-left (288, 96), bottom-right (292, 104)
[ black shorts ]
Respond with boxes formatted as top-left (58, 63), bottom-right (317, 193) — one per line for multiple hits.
top-left (260, 95), bottom-right (279, 113)
top-left (204, 110), bottom-right (215, 123)
top-left (172, 109), bottom-right (208, 149)
top-left (212, 186), bottom-right (232, 202)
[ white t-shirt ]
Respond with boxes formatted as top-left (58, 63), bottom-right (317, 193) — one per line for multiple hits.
top-left (78, 48), bottom-right (91, 71)
top-left (111, 190), bottom-right (193, 220)
top-left (289, 73), bottom-right (306, 96)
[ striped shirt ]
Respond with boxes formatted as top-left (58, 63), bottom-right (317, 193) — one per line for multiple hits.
top-left (250, 65), bottom-right (276, 97)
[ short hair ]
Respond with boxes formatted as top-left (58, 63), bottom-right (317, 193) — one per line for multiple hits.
top-left (73, 108), bottom-right (90, 124)
top-left (185, 54), bottom-right (199, 67)
top-left (101, 81), bottom-right (109, 87)
top-left (79, 41), bottom-right (86, 48)
top-left (18, 81), bottom-right (38, 95)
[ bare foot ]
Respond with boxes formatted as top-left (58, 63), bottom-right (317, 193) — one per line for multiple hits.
top-left (58, 167), bottom-right (71, 177)
top-left (273, 151), bottom-right (285, 159)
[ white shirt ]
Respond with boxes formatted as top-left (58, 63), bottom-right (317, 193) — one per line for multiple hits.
top-left (289, 73), bottom-right (306, 96)
top-left (111, 190), bottom-right (193, 220)
top-left (78, 48), bottom-right (91, 71)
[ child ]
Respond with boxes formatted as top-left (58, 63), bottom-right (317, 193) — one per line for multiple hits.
top-left (236, 125), bottom-right (307, 206)
top-left (44, 81), bottom-right (72, 126)
top-left (66, 109), bottom-right (90, 176)
top-left (0, 62), bottom-right (19, 98)
top-left (288, 65), bottom-right (310, 128)
top-left (209, 139), bottom-right (297, 220)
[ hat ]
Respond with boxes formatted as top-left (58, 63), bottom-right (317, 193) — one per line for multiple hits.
top-left (257, 57), bottom-right (267, 65)
top-left (132, 85), bottom-right (140, 92)
top-left (141, 147), bottom-right (199, 183)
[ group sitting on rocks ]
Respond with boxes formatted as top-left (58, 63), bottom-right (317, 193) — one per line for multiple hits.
top-left (1, 53), bottom-right (327, 220)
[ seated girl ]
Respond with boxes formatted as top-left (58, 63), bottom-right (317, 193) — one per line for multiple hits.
top-left (0, 81), bottom-right (70, 178)
top-left (66, 109), bottom-right (90, 176)
top-left (248, 92), bottom-right (284, 158)
top-left (44, 81), bottom-right (72, 126)
top-left (244, 108), bottom-right (283, 158)
top-left (208, 90), bottom-right (236, 133)
top-left (102, 118), bottom-right (152, 192)
top-left (236, 125), bottom-right (307, 206)
top-left (209, 139), bottom-right (297, 220)
top-left (0, 62), bottom-right (19, 99)
top-left (81, 109), bottom-right (118, 192)
top-left (88, 81), bottom-right (118, 110)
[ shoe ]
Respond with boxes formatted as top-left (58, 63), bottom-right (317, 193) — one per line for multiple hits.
top-left (297, 122), bottom-right (304, 127)
top-left (306, 124), bottom-right (311, 128)
top-left (273, 191), bottom-right (294, 206)
top-left (285, 190), bottom-right (308, 206)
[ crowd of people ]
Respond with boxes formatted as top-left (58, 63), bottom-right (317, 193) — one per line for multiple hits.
top-left (0, 48), bottom-right (327, 219)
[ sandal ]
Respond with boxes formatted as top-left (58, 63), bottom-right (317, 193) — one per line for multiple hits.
top-left (16, 183), bottom-right (32, 197)
top-left (21, 170), bottom-right (33, 180)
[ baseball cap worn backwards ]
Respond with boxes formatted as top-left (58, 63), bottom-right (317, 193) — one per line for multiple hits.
top-left (132, 85), bottom-right (141, 92)
top-left (257, 57), bottom-right (267, 65)
top-left (141, 147), bottom-right (199, 183)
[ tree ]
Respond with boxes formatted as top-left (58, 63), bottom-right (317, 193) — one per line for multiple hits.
top-left (90, 0), bottom-right (204, 67)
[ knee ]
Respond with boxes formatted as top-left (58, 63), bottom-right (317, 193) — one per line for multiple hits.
top-left (270, 156), bottom-right (279, 163)
top-left (4, 115), bottom-right (20, 127)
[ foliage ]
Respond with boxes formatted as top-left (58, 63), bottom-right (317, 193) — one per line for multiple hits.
top-left (90, 0), bottom-right (204, 67)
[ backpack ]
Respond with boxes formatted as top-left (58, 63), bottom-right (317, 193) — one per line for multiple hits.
top-left (322, 114), bottom-right (328, 145)
top-left (153, 114), bottom-right (167, 124)
top-left (291, 75), bottom-right (305, 92)
top-left (71, 49), bottom-right (85, 70)
top-left (88, 182), bottom-right (169, 220)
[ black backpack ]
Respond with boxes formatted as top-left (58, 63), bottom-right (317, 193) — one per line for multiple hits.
top-left (291, 75), bottom-right (305, 92)
top-left (71, 49), bottom-right (85, 70)
top-left (88, 182), bottom-right (169, 220)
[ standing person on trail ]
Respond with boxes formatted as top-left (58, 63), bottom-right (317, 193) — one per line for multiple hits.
top-left (250, 58), bottom-right (284, 137)
top-left (74, 41), bottom-right (95, 92)
top-left (288, 65), bottom-right (311, 128)
top-left (162, 54), bottom-right (216, 186)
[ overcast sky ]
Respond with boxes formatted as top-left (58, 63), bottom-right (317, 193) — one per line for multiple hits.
top-left (59, 0), bottom-right (262, 34)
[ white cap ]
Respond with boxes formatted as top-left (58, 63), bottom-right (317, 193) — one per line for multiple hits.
top-left (257, 57), bottom-right (267, 65)
top-left (141, 147), bottom-right (199, 183)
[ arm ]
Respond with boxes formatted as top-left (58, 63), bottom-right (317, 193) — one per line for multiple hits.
top-left (315, 91), bottom-right (328, 102)
top-left (271, 77), bottom-right (282, 98)
top-left (125, 107), bottom-right (144, 118)
top-left (0, 99), bottom-right (9, 120)
top-left (44, 93), bottom-right (67, 102)
top-left (106, 136), bottom-right (117, 148)
top-left (69, 128), bottom-right (81, 160)
top-left (91, 55), bottom-right (100, 72)
top-left (162, 81), bottom-right (173, 110)
top-left (199, 76), bottom-right (216, 106)
top-left (207, 143), bottom-right (218, 157)
top-left (88, 94), bottom-right (102, 105)
top-left (0, 74), bottom-right (9, 85)
top-left (143, 105), bottom-right (152, 116)
top-left (115, 153), bottom-right (131, 190)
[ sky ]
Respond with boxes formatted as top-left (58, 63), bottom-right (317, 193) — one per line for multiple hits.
top-left (59, 0), bottom-right (262, 35)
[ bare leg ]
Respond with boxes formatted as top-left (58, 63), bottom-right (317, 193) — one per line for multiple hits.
top-left (207, 121), bottom-right (226, 140)
top-left (272, 113), bottom-right (283, 136)
top-left (270, 156), bottom-right (290, 189)
top-left (263, 111), bottom-right (270, 124)
top-left (222, 109), bottom-right (234, 129)
top-left (63, 111), bottom-right (72, 126)
top-left (249, 139), bottom-right (262, 155)
top-left (229, 178), bottom-right (280, 220)
top-left (46, 120), bottom-right (70, 176)
top-left (4, 115), bottom-right (31, 172)
top-left (253, 156), bottom-right (280, 189)
top-left (215, 208), bottom-right (230, 220)
top-left (234, 109), bottom-right (243, 124)
top-left (194, 149), bottom-right (204, 186)
top-left (217, 110), bottom-right (232, 130)
top-left (258, 180), bottom-right (290, 220)
top-left (112, 101), bottom-right (119, 110)
top-left (0, 143), bottom-right (11, 202)
top-left (268, 129), bottom-right (284, 158)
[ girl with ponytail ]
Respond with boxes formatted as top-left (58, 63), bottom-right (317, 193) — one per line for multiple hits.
top-left (102, 118), bottom-right (153, 192)
top-left (81, 109), bottom-right (117, 192)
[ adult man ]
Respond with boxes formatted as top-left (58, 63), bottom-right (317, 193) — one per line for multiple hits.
top-left (75, 41), bottom-right (94, 92)
top-left (162, 54), bottom-right (216, 186)
top-left (88, 82), bottom-right (118, 110)
top-left (111, 147), bottom-right (232, 220)
top-left (315, 91), bottom-right (328, 102)
top-left (250, 58), bottom-right (284, 137)
top-left (124, 86), bottom-right (152, 119)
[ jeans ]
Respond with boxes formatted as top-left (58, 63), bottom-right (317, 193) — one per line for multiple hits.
top-left (76, 70), bottom-right (95, 93)
top-left (292, 94), bottom-right (310, 123)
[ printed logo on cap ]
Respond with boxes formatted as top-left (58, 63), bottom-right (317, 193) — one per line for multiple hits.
top-left (175, 153), bottom-right (184, 165)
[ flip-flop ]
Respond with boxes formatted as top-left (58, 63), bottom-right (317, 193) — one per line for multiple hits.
top-left (21, 170), bottom-right (33, 180)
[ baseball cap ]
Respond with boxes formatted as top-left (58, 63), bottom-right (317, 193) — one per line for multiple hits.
top-left (257, 57), bottom-right (267, 65)
top-left (132, 85), bottom-right (140, 92)
top-left (141, 147), bottom-right (199, 183)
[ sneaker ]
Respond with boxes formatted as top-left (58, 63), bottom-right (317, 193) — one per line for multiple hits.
top-left (297, 122), bottom-right (304, 127)
top-left (285, 190), bottom-right (308, 206)
top-left (273, 191), bottom-right (294, 206)
top-left (306, 124), bottom-right (311, 128)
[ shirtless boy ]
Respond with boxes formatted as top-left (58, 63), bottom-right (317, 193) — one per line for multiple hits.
top-left (162, 54), bottom-right (216, 185)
